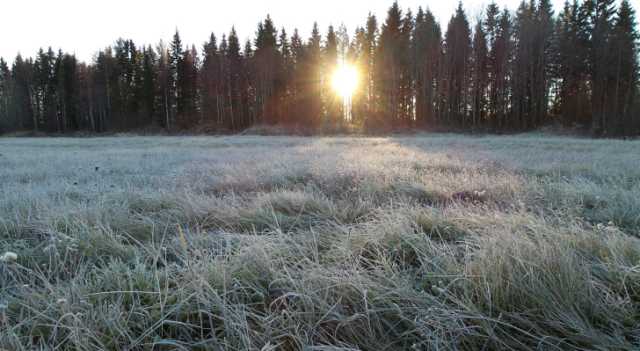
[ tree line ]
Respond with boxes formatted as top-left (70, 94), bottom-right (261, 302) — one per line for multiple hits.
top-left (0, 0), bottom-right (638, 136)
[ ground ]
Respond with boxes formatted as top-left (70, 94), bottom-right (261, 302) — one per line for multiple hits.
top-left (1, 134), bottom-right (640, 350)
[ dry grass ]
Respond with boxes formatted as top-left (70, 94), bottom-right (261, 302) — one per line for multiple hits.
top-left (1, 134), bottom-right (640, 350)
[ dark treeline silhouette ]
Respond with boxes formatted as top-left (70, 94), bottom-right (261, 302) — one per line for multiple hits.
top-left (0, 0), bottom-right (638, 136)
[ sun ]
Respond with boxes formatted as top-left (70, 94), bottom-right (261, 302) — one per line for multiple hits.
top-left (331, 63), bottom-right (359, 99)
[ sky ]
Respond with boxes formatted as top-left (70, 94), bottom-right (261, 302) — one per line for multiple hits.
top-left (0, 0), bottom-right (580, 63)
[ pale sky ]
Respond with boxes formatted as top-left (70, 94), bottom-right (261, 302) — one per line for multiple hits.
top-left (1, 0), bottom-right (573, 63)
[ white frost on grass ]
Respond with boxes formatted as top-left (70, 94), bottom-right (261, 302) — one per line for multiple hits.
top-left (0, 134), bottom-right (640, 350)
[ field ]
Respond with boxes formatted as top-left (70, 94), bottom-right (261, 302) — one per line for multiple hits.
top-left (1, 134), bottom-right (640, 350)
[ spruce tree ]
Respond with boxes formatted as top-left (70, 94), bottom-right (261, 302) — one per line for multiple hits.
top-left (532, 0), bottom-right (555, 127)
top-left (254, 15), bottom-right (280, 124)
top-left (364, 13), bottom-right (378, 127)
top-left (591, 0), bottom-right (616, 134)
top-left (201, 33), bottom-right (220, 126)
top-left (611, 0), bottom-right (638, 135)
top-left (139, 46), bottom-right (157, 127)
top-left (323, 25), bottom-right (340, 129)
top-left (0, 58), bottom-right (11, 132)
top-left (306, 22), bottom-right (323, 129)
top-left (413, 8), bottom-right (441, 128)
top-left (494, 9), bottom-right (513, 130)
top-left (485, 2), bottom-right (500, 121)
top-left (471, 20), bottom-right (488, 129)
top-left (278, 27), bottom-right (292, 125)
top-left (156, 41), bottom-right (171, 130)
top-left (168, 30), bottom-right (183, 130)
top-left (290, 29), bottom-right (305, 128)
top-left (443, 3), bottom-right (472, 128)
top-left (377, 1), bottom-right (404, 129)
top-left (512, 1), bottom-right (536, 130)
top-left (226, 28), bottom-right (242, 130)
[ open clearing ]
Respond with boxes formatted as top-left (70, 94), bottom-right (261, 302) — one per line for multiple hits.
top-left (1, 135), bottom-right (640, 350)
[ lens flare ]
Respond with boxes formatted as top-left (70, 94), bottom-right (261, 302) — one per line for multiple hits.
top-left (331, 64), bottom-right (359, 98)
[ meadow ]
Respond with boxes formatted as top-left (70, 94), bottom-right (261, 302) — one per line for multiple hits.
top-left (1, 134), bottom-right (640, 350)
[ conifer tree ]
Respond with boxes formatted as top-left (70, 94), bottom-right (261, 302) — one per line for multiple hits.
top-left (290, 29), bottom-right (305, 128)
top-left (512, 1), bottom-right (536, 130)
top-left (443, 3), bottom-right (472, 128)
top-left (225, 28), bottom-right (242, 130)
top-left (254, 15), bottom-right (279, 124)
top-left (278, 27), bottom-right (292, 125)
top-left (156, 41), bottom-right (171, 130)
top-left (363, 14), bottom-right (378, 129)
top-left (471, 20), bottom-right (488, 129)
top-left (56, 53), bottom-right (79, 131)
top-left (377, 1), bottom-right (405, 129)
top-left (323, 25), bottom-right (340, 129)
top-left (177, 45), bottom-right (198, 128)
top-left (349, 26), bottom-right (367, 126)
top-left (494, 9), bottom-right (513, 129)
top-left (306, 22), bottom-right (323, 129)
top-left (610, 0), bottom-right (638, 135)
top-left (201, 33), bottom-right (220, 126)
top-left (485, 2), bottom-right (500, 122)
top-left (591, 0), bottom-right (616, 134)
top-left (0, 58), bottom-right (11, 132)
top-left (531, 0), bottom-right (555, 127)
top-left (241, 39), bottom-right (256, 128)
top-left (138, 46), bottom-right (157, 127)
top-left (557, 0), bottom-right (592, 128)
top-left (168, 30), bottom-right (183, 130)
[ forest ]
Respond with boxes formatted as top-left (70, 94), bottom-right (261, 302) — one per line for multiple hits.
top-left (0, 0), bottom-right (638, 136)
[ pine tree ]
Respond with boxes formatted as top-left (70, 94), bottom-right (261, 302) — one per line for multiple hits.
top-left (11, 55), bottom-right (36, 131)
top-left (494, 9), bottom-right (513, 130)
top-left (92, 48), bottom-right (114, 132)
top-left (168, 30), bottom-right (183, 130)
top-left (139, 46), bottom-right (157, 127)
top-left (113, 39), bottom-right (137, 130)
top-left (177, 45), bottom-right (199, 129)
top-left (75, 62), bottom-right (93, 131)
top-left (413, 8), bottom-right (441, 128)
top-left (610, 0), bottom-right (638, 135)
top-left (0, 58), bottom-right (11, 132)
top-left (557, 0), bottom-right (592, 128)
top-left (241, 39), bottom-right (256, 128)
top-left (33, 47), bottom-right (59, 132)
top-left (306, 22), bottom-right (323, 129)
top-left (56, 53), bottom-right (79, 131)
top-left (290, 29), bottom-right (305, 128)
top-left (337, 24), bottom-right (352, 125)
top-left (349, 26), bottom-right (367, 127)
top-left (377, 1), bottom-right (405, 129)
top-left (512, 1), bottom-right (535, 130)
top-left (225, 28), bottom-right (242, 130)
top-left (201, 33), bottom-right (220, 126)
top-left (363, 14), bottom-right (379, 129)
top-left (443, 3), bottom-right (472, 128)
top-left (471, 20), bottom-right (488, 129)
top-left (485, 2), bottom-right (500, 122)
top-left (156, 41), bottom-right (171, 130)
top-left (278, 27), bottom-right (292, 125)
top-left (323, 25), bottom-right (340, 129)
top-left (532, 0), bottom-right (555, 127)
top-left (399, 9), bottom-right (414, 127)
top-left (591, 0), bottom-right (616, 134)
top-left (253, 16), bottom-right (280, 124)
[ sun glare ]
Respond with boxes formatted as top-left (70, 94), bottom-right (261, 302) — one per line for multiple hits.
top-left (331, 64), bottom-right (359, 99)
